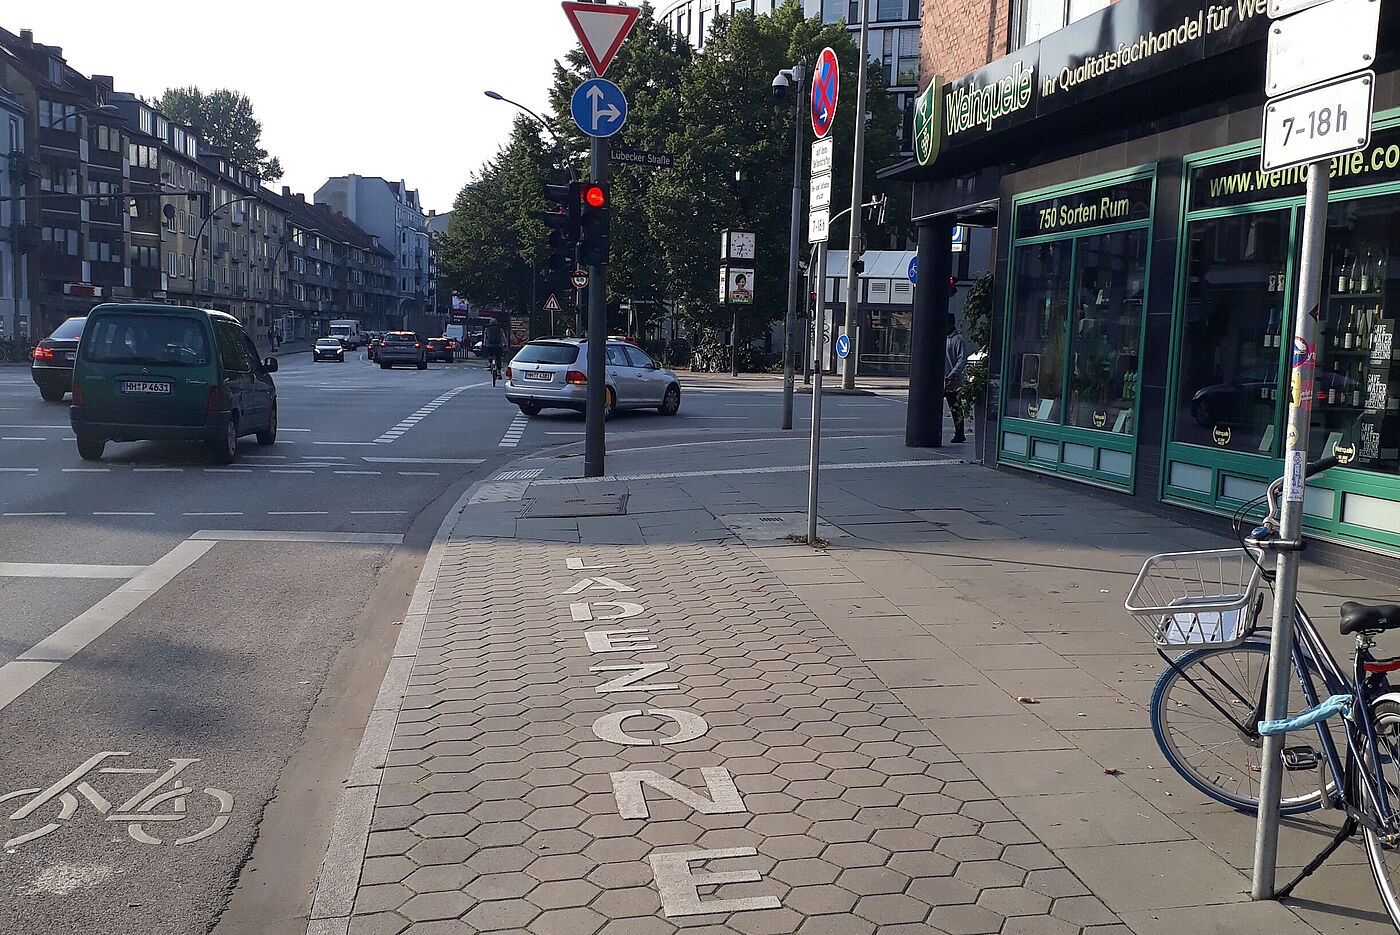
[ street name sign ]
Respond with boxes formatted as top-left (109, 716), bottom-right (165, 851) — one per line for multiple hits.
top-left (1265, 0), bottom-right (1379, 97)
top-left (811, 47), bottom-right (839, 139)
top-left (571, 78), bottom-right (628, 138)
top-left (1262, 72), bottom-right (1374, 172)
top-left (561, 2), bottom-right (640, 77)
top-left (611, 145), bottom-right (675, 168)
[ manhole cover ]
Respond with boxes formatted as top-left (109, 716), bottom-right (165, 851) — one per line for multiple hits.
top-left (520, 492), bottom-right (629, 518)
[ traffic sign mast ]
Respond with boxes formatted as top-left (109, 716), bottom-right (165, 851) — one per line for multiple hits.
top-left (805, 48), bottom-right (839, 547)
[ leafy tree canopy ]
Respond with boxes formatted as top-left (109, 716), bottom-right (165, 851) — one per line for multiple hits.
top-left (159, 86), bottom-right (283, 182)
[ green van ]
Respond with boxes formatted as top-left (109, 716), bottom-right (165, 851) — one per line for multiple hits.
top-left (70, 303), bottom-right (278, 464)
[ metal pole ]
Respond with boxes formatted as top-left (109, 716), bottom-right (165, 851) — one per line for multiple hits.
top-left (806, 242), bottom-right (828, 544)
top-left (782, 62), bottom-right (806, 431)
top-left (1251, 158), bottom-right (1328, 899)
top-left (583, 138), bottom-right (609, 478)
top-left (730, 308), bottom-right (739, 376)
top-left (840, 0), bottom-right (870, 391)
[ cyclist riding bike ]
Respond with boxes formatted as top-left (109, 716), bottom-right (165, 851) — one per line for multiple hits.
top-left (482, 321), bottom-right (507, 386)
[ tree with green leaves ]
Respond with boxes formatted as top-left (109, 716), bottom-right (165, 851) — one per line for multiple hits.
top-left (159, 86), bottom-right (284, 182)
top-left (438, 117), bottom-right (556, 323)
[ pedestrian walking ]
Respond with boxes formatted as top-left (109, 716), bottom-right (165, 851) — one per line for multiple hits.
top-left (945, 313), bottom-right (969, 444)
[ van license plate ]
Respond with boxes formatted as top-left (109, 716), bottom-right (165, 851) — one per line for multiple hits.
top-left (524, 371), bottom-right (552, 382)
top-left (120, 381), bottom-right (172, 394)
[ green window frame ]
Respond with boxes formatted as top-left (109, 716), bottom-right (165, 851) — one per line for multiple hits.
top-left (998, 166), bottom-right (1157, 491)
top-left (1163, 107), bottom-right (1400, 553)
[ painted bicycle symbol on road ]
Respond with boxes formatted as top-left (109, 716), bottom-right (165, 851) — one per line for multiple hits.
top-left (0, 751), bottom-right (233, 849)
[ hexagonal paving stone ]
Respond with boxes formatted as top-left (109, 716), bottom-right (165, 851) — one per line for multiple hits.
top-left (462, 900), bottom-right (541, 931)
top-left (835, 866), bottom-right (910, 896)
top-left (403, 863), bottom-right (475, 894)
top-left (400, 890), bottom-right (474, 923)
top-left (925, 903), bottom-right (1006, 935)
top-left (529, 906), bottom-right (608, 935)
top-left (976, 885), bottom-right (1053, 917)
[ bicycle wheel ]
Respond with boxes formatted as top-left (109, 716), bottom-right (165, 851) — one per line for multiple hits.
top-left (1150, 639), bottom-right (1334, 814)
top-left (1358, 700), bottom-right (1400, 929)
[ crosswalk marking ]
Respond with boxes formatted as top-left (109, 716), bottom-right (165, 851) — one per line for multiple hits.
top-left (498, 412), bottom-right (529, 448)
top-left (373, 383), bottom-right (482, 444)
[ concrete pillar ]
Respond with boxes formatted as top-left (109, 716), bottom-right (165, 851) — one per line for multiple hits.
top-left (906, 215), bottom-right (953, 448)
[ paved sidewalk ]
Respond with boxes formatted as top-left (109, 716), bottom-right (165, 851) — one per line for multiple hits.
top-left (307, 428), bottom-right (1398, 934)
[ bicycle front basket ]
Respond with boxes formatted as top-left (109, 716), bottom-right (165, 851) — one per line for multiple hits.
top-left (1124, 548), bottom-right (1266, 648)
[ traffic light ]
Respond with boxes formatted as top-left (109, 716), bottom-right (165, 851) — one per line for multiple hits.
top-left (579, 182), bottom-right (609, 267)
top-left (540, 181), bottom-right (582, 273)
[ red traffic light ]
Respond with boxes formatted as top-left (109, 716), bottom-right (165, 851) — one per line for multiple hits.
top-left (584, 185), bottom-right (607, 208)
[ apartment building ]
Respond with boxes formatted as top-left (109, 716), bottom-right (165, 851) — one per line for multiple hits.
top-left (897, 0), bottom-right (1400, 572)
top-left (314, 175), bottom-right (437, 326)
top-left (659, 0), bottom-right (923, 151)
top-left (0, 81), bottom-right (26, 344)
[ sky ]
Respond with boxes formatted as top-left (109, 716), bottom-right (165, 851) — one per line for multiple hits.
top-left (7, 1), bottom-right (580, 213)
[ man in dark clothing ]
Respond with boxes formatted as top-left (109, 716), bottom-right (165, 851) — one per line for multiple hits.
top-left (944, 313), bottom-right (969, 443)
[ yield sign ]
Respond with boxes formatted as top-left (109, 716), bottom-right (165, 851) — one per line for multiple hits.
top-left (544, 293), bottom-right (563, 312)
top-left (811, 47), bottom-right (840, 139)
top-left (562, 2), bottom-right (641, 77)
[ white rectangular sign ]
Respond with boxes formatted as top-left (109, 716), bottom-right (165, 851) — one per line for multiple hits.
top-left (808, 207), bottom-right (830, 244)
top-left (809, 173), bottom-right (832, 210)
top-left (810, 138), bottom-right (834, 175)
top-left (1269, 0), bottom-right (1336, 18)
top-left (1262, 71), bottom-right (1374, 172)
top-left (810, 307), bottom-right (835, 371)
top-left (1266, 0), bottom-right (1379, 97)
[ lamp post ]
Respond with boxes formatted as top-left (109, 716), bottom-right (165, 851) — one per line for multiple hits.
top-left (841, 0), bottom-right (871, 391)
top-left (772, 60), bottom-right (806, 430)
top-left (43, 102), bottom-right (118, 131)
top-left (190, 195), bottom-right (259, 308)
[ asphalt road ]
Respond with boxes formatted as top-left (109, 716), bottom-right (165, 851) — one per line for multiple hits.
top-left (0, 351), bottom-right (910, 934)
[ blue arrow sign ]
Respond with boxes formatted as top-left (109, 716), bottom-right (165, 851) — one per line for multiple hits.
top-left (835, 334), bottom-right (851, 359)
top-left (571, 78), bottom-right (627, 138)
top-left (907, 257), bottom-right (918, 284)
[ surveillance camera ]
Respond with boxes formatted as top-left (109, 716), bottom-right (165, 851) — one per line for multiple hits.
top-left (771, 71), bottom-right (790, 100)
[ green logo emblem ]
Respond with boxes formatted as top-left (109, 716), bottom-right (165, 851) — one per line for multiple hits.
top-left (913, 77), bottom-right (943, 167)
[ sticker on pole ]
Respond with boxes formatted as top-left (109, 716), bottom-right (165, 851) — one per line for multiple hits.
top-left (571, 78), bottom-right (628, 138)
top-left (561, 2), bottom-right (640, 77)
top-left (811, 47), bottom-right (839, 139)
top-left (1261, 71), bottom-right (1374, 172)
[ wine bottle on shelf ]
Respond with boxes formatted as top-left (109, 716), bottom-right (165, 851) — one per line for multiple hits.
top-left (1362, 250), bottom-right (1374, 293)
top-left (1344, 305), bottom-right (1358, 350)
top-left (1338, 249), bottom-right (1352, 294)
top-left (1328, 362), bottom-right (1342, 405)
top-left (1353, 363), bottom-right (1364, 408)
top-left (1264, 307), bottom-right (1277, 348)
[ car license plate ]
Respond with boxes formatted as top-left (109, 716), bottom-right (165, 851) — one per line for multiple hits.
top-left (524, 371), bottom-right (552, 382)
top-left (120, 381), bottom-right (171, 394)
top-left (64, 352), bottom-right (75, 361)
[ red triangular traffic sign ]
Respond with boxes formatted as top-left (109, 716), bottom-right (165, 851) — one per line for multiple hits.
top-left (544, 293), bottom-right (562, 311)
top-left (561, 2), bottom-right (640, 77)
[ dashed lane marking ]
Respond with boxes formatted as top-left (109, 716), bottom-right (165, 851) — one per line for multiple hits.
top-left (499, 412), bottom-right (529, 448)
top-left (397, 471), bottom-right (439, 476)
top-left (0, 562), bottom-right (144, 578)
top-left (373, 383), bottom-right (480, 444)
top-left (2, 511), bottom-right (64, 516)
top-left (361, 457), bottom-right (485, 464)
top-left (0, 467), bottom-right (37, 472)
top-left (183, 512), bottom-right (243, 517)
top-left (350, 510), bottom-right (407, 515)
top-left (314, 441), bottom-right (378, 446)
top-left (92, 512), bottom-right (155, 517)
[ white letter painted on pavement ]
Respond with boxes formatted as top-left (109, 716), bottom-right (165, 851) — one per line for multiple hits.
top-left (567, 557), bottom-right (617, 570)
top-left (648, 846), bottom-right (781, 916)
top-left (565, 576), bottom-right (635, 594)
top-left (592, 708), bottom-right (709, 746)
top-left (611, 767), bottom-right (745, 820)
top-left (570, 601), bottom-right (646, 622)
top-left (592, 662), bottom-right (679, 694)
top-left (584, 629), bottom-right (657, 653)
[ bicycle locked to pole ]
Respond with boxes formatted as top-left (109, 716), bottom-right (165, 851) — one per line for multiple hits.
top-left (1126, 454), bottom-right (1400, 926)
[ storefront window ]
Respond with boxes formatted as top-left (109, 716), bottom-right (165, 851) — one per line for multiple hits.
top-left (1068, 230), bottom-right (1146, 432)
top-left (1313, 200), bottom-right (1400, 470)
top-left (1173, 211), bottom-right (1290, 453)
top-left (1008, 241), bottom-right (1072, 422)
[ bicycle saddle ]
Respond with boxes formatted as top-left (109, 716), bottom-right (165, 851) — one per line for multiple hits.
top-left (1340, 601), bottom-right (1400, 635)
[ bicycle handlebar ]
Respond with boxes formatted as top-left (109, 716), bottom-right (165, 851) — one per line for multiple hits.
top-left (1259, 455), bottom-right (1341, 534)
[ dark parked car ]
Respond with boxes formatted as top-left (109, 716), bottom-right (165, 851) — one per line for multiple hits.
top-left (31, 316), bottom-right (86, 401)
top-left (425, 337), bottom-right (455, 363)
top-left (377, 332), bottom-right (427, 370)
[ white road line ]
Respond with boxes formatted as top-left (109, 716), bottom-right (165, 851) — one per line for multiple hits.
top-left (243, 455), bottom-right (290, 460)
top-left (281, 428), bottom-right (313, 432)
top-left (205, 468), bottom-right (252, 473)
top-left (267, 511), bottom-right (329, 515)
top-left (271, 469), bottom-right (314, 474)
top-left (350, 510), bottom-right (407, 515)
top-left (499, 412), bottom-right (529, 448)
top-left (93, 512), bottom-right (155, 517)
top-left (0, 562), bottom-right (144, 578)
top-left (361, 457), bottom-right (485, 464)
top-left (372, 383), bottom-right (482, 444)
top-left (2, 436), bottom-right (45, 441)
top-left (335, 470), bottom-right (381, 475)
top-left (314, 441), bottom-right (378, 446)
top-left (0, 539), bottom-right (216, 712)
top-left (3, 511), bottom-right (65, 516)
top-left (183, 511), bottom-right (243, 516)
top-left (133, 467), bottom-right (184, 473)
top-left (545, 431), bottom-right (585, 435)
top-left (63, 468), bottom-right (109, 472)
top-left (0, 425), bottom-right (69, 429)
top-left (191, 529), bottom-right (404, 544)
top-left (0, 467), bottom-right (38, 472)
top-left (397, 471), bottom-right (439, 476)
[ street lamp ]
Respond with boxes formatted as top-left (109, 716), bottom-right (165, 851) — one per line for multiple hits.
top-left (190, 194), bottom-right (259, 307)
top-left (772, 60), bottom-right (806, 431)
top-left (43, 102), bottom-right (118, 131)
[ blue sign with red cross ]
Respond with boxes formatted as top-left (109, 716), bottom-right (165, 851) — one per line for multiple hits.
top-left (811, 46), bottom-right (839, 140)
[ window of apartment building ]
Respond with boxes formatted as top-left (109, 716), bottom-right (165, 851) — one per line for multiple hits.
top-left (129, 244), bottom-right (159, 269)
top-left (42, 227), bottom-right (79, 255)
top-left (86, 239), bottom-right (116, 263)
top-left (128, 144), bottom-right (157, 169)
top-left (1015, 0), bottom-right (1110, 46)
top-left (8, 117), bottom-right (19, 153)
top-left (93, 124), bottom-right (121, 152)
top-left (38, 100), bottom-right (77, 132)
top-left (41, 164), bottom-right (79, 194)
top-left (879, 27), bottom-right (920, 86)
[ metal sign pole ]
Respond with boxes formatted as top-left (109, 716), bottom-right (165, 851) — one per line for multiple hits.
top-left (1251, 158), bottom-right (1329, 899)
top-left (584, 136), bottom-right (609, 478)
top-left (840, 0), bottom-right (869, 391)
top-left (806, 242), bottom-right (828, 544)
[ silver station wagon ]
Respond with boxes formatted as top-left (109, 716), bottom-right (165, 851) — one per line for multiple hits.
top-left (504, 338), bottom-right (681, 418)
